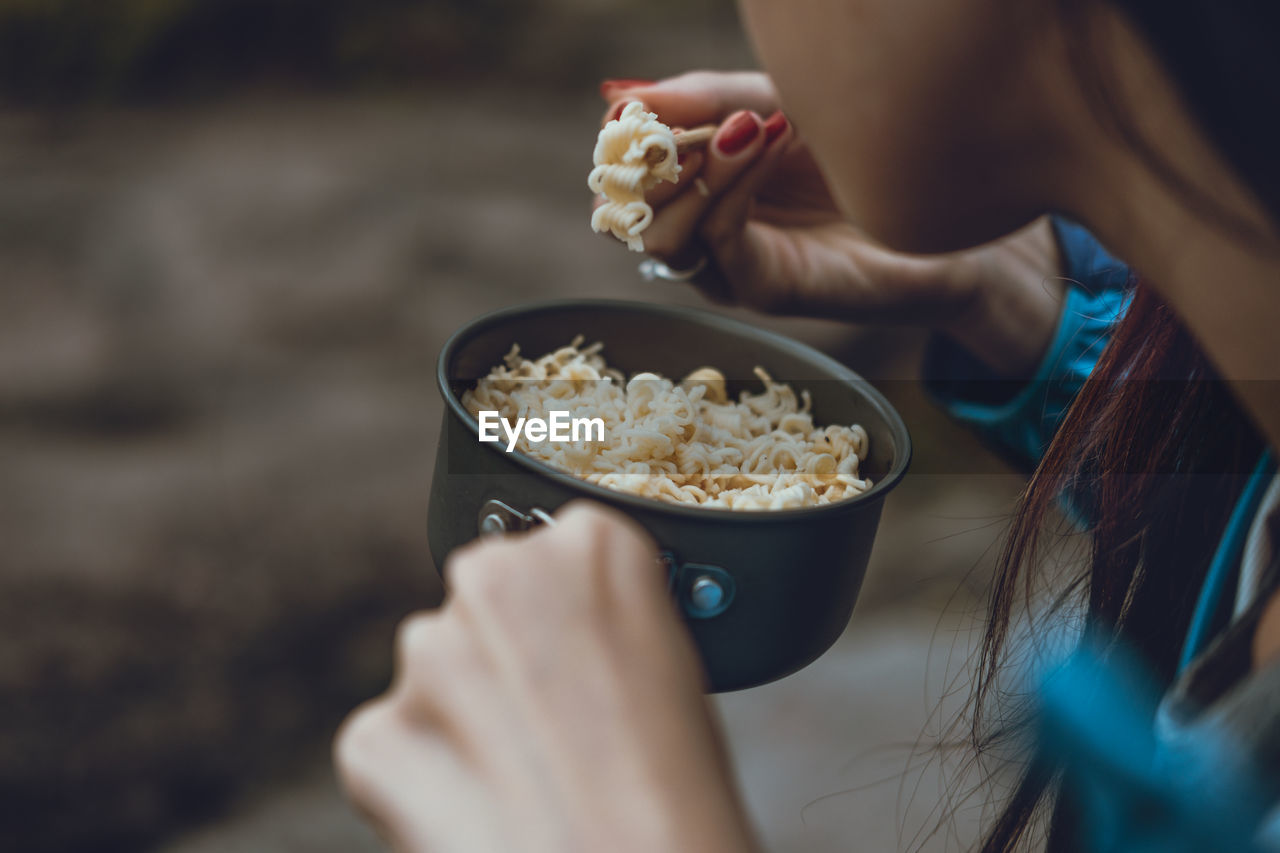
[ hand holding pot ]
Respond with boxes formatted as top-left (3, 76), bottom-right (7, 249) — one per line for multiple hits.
top-left (335, 501), bottom-right (759, 853)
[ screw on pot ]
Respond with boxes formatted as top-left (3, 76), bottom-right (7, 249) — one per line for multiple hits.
top-left (689, 575), bottom-right (725, 614)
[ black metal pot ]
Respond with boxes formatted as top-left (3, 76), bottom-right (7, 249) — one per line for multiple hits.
top-left (428, 299), bottom-right (911, 691)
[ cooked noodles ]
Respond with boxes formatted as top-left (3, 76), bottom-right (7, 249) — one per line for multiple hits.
top-left (588, 103), bottom-right (681, 251)
top-left (461, 338), bottom-right (872, 510)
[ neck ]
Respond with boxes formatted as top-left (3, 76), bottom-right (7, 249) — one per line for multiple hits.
top-left (1052, 8), bottom-right (1280, 452)
top-left (1100, 197), bottom-right (1280, 452)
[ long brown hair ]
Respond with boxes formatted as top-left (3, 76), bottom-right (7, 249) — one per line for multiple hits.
top-left (968, 0), bottom-right (1279, 847)
top-left (973, 283), bottom-right (1263, 852)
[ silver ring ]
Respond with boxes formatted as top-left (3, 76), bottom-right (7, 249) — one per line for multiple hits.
top-left (638, 255), bottom-right (709, 283)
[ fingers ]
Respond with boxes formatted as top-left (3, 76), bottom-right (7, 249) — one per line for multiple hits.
top-left (646, 149), bottom-right (704, 208)
top-left (640, 110), bottom-right (764, 264)
top-left (335, 496), bottom-right (726, 851)
top-left (440, 500), bottom-right (675, 672)
top-left (442, 499), bottom-right (658, 587)
top-left (594, 71), bottom-right (788, 277)
top-left (642, 110), bottom-right (791, 274)
top-left (334, 697), bottom-right (399, 822)
top-left (589, 151), bottom-right (702, 220)
top-left (459, 500), bottom-right (664, 612)
top-left (549, 499), bottom-right (663, 592)
top-left (697, 114), bottom-right (795, 293)
top-left (600, 70), bottom-right (779, 128)
top-left (335, 695), bottom-right (509, 852)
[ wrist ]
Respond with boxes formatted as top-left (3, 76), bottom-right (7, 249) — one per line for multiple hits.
top-left (939, 278), bottom-right (1064, 379)
top-left (935, 224), bottom-right (1066, 379)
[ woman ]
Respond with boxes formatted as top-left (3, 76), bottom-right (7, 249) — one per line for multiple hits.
top-left (335, 0), bottom-right (1280, 850)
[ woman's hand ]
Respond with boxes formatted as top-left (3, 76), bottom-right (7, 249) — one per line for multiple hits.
top-left (334, 501), bottom-right (759, 853)
top-left (601, 71), bottom-right (1066, 378)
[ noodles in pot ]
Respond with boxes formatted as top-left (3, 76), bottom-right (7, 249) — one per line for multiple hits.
top-left (461, 338), bottom-right (872, 510)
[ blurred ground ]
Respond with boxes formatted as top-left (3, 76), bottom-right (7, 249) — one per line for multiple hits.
top-left (2, 16), bottom-right (1030, 853)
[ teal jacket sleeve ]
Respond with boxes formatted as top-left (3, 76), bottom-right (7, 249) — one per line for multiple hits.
top-left (1037, 643), bottom-right (1275, 853)
top-left (922, 218), bottom-right (1132, 470)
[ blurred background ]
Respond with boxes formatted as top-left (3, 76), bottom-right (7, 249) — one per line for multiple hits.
top-left (1, 1), bottom-right (1032, 850)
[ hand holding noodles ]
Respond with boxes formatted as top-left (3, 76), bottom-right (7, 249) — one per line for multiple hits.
top-left (589, 103), bottom-right (682, 251)
top-left (462, 339), bottom-right (872, 510)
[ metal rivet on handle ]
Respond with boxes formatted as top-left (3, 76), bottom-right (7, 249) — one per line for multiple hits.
top-left (689, 576), bottom-right (725, 613)
top-left (680, 564), bottom-right (734, 619)
top-left (479, 513), bottom-right (508, 537)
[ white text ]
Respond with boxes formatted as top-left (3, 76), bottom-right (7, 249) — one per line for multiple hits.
top-left (477, 411), bottom-right (605, 452)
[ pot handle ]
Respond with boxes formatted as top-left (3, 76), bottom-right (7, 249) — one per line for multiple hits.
top-left (477, 499), bottom-right (557, 536)
top-left (474, 499), bottom-right (734, 620)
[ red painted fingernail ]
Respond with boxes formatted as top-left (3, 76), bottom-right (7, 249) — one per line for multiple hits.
top-left (763, 110), bottom-right (788, 146)
top-left (716, 112), bottom-right (759, 156)
top-left (600, 78), bottom-right (654, 97)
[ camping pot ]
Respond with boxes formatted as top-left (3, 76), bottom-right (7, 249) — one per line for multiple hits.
top-left (428, 299), bottom-right (911, 691)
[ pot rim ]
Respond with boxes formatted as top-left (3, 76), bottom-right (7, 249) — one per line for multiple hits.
top-left (437, 298), bottom-right (912, 523)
